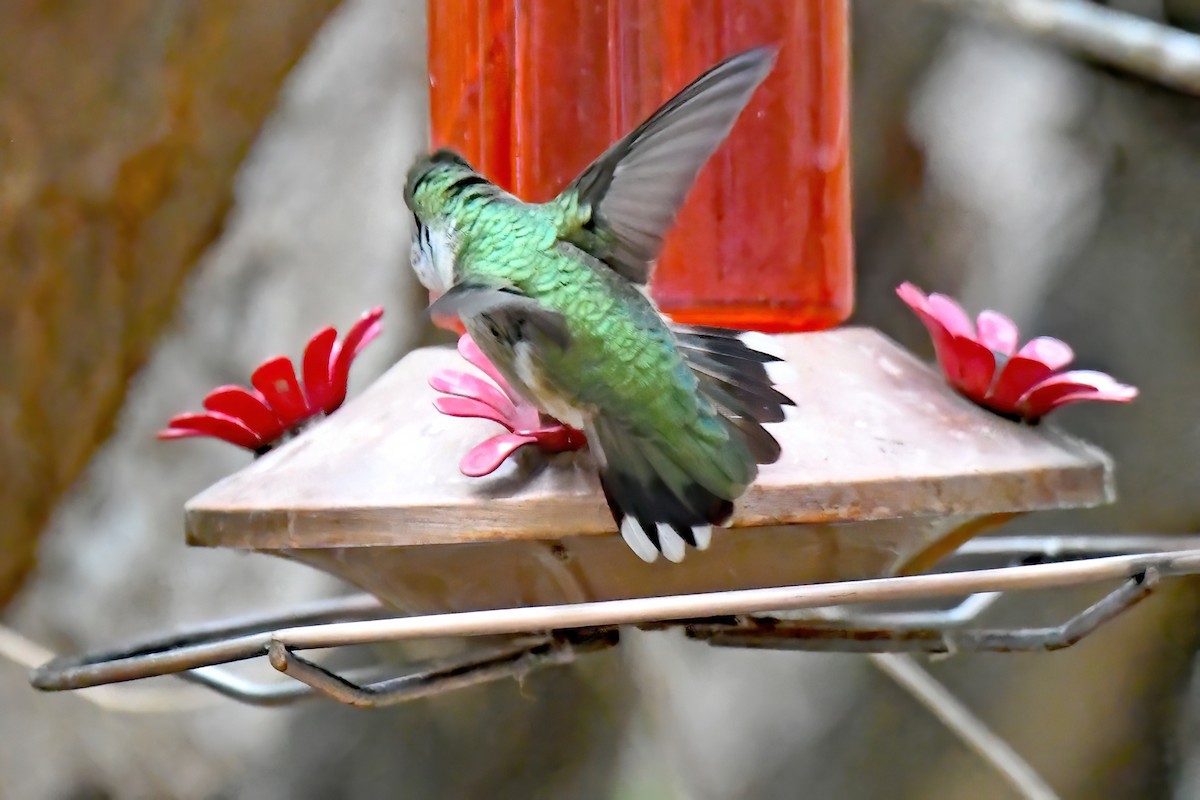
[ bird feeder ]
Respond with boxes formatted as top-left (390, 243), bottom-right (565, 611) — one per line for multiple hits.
top-left (33, 324), bottom-right (1200, 711)
top-left (29, 0), bottom-right (1200, 735)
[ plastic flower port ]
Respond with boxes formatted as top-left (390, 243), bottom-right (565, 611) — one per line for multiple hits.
top-left (431, 334), bottom-right (587, 477)
top-left (159, 308), bottom-right (384, 454)
top-left (897, 283), bottom-right (1137, 423)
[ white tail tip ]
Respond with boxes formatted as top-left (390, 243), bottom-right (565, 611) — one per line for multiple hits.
top-left (620, 516), bottom-right (660, 563)
top-left (737, 331), bottom-right (786, 360)
top-left (656, 523), bottom-right (687, 563)
top-left (620, 518), bottom-right (714, 562)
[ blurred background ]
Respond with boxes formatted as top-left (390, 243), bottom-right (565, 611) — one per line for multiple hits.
top-left (4, 0), bottom-right (1200, 797)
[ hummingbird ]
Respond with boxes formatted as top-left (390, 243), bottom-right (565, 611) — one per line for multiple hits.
top-left (404, 47), bottom-right (792, 563)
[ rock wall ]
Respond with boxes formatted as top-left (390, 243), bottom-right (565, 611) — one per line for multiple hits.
top-left (0, 0), bottom-right (343, 610)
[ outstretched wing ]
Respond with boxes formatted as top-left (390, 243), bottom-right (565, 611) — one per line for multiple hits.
top-left (559, 47), bottom-right (776, 284)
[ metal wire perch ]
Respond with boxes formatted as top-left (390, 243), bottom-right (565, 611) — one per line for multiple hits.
top-left (28, 534), bottom-right (1200, 710)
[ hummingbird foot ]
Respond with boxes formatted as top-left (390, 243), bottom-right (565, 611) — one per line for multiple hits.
top-left (431, 334), bottom-right (588, 477)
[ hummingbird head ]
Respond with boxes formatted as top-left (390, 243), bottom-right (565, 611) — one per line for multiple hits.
top-left (403, 149), bottom-right (482, 293)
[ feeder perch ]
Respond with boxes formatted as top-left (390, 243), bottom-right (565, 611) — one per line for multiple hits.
top-left (32, 327), bottom-right (1200, 711)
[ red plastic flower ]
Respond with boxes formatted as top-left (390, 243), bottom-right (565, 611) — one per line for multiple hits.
top-left (431, 334), bottom-right (587, 476)
top-left (897, 283), bottom-right (1137, 423)
top-left (159, 308), bottom-right (384, 453)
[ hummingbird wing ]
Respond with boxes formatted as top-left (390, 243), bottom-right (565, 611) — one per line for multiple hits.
top-left (428, 282), bottom-right (571, 350)
top-left (560, 46), bottom-right (776, 285)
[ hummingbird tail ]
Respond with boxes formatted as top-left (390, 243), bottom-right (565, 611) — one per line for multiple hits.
top-left (590, 329), bottom-right (791, 564)
top-left (672, 324), bottom-right (794, 465)
top-left (589, 415), bottom-right (735, 564)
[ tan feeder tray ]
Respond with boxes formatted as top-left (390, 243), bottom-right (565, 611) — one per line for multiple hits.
top-left (30, 328), bottom-right (1200, 710)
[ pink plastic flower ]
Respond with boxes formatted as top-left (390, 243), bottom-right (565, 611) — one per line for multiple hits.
top-left (897, 283), bottom-right (1137, 423)
top-left (158, 307), bottom-right (384, 453)
top-left (431, 334), bottom-right (587, 477)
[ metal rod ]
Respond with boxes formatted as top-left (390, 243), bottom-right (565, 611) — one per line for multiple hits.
top-left (267, 630), bottom-right (619, 708)
top-left (789, 591), bottom-right (1004, 627)
top-left (29, 542), bottom-right (1200, 694)
top-left (955, 534), bottom-right (1200, 557)
top-left (32, 633), bottom-right (271, 691)
top-left (272, 549), bottom-right (1200, 650)
top-left (181, 666), bottom-right (319, 706)
top-left (31, 593), bottom-right (387, 691)
top-left (1, 624), bottom-right (220, 713)
top-left (690, 570), bottom-right (1157, 653)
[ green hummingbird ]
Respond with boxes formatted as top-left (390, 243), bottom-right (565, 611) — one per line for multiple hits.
top-left (404, 47), bottom-right (792, 563)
